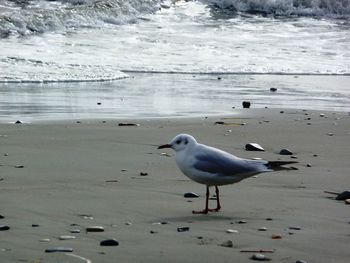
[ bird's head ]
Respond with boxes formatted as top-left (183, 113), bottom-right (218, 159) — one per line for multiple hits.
top-left (158, 134), bottom-right (197, 152)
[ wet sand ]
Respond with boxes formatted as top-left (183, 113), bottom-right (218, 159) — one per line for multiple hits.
top-left (0, 108), bottom-right (349, 262)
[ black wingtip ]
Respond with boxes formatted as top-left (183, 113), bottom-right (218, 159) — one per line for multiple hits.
top-left (266, 161), bottom-right (298, 171)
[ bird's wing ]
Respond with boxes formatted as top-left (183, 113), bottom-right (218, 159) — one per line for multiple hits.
top-left (193, 144), bottom-right (268, 176)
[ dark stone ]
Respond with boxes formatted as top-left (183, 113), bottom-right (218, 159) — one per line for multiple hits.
top-left (279, 149), bottom-right (293, 155)
top-left (177, 227), bottom-right (190, 232)
top-left (118, 123), bottom-right (139, 126)
top-left (15, 120), bottom-right (22, 124)
top-left (15, 165), bottom-right (24, 168)
top-left (237, 220), bottom-right (247, 224)
top-left (296, 260), bottom-right (307, 263)
top-left (251, 253), bottom-right (270, 261)
top-left (86, 226), bottom-right (104, 232)
top-left (100, 239), bottom-right (119, 246)
top-left (0, 225), bottom-right (10, 231)
top-left (242, 101), bottom-right (251, 108)
top-left (32, 224), bottom-right (40, 227)
top-left (215, 121), bottom-right (225, 125)
top-left (289, 226), bottom-right (302, 230)
top-left (97, 102), bottom-right (102, 105)
top-left (45, 247), bottom-right (74, 253)
top-left (184, 192), bottom-right (199, 198)
top-left (306, 164), bottom-right (312, 167)
top-left (0, 215), bottom-right (4, 219)
top-left (140, 172), bottom-right (148, 176)
top-left (265, 218), bottom-right (273, 221)
top-left (280, 111), bottom-right (284, 113)
top-left (335, 191), bottom-right (350, 201)
top-left (217, 77), bottom-right (222, 80)
top-left (270, 88), bottom-right (277, 92)
top-left (245, 143), bottom-right (264, 151)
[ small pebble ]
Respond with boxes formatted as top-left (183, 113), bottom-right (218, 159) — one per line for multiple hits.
top-left (296, 260), bottom-right (307, 263)
top-left (237, 220), bottom-right (247, 224)
top-left (327, 132), bottom-right (334, 136)
top-left (59, 235), bottom-right (76, 240)
top-left (251, 253), bottom-right (269, 261)
top-left (0, 215), bottom-right (4, 219)
top-left (32, 224), bottom-right (40, 227)
top-left (266, 218), bottom-right (273, 221)
top-left (45, 247), bottom-right (73, 253)
top-left (279, 148), bottom-right (293, 155)
top-left (177, 227), bottom-right (190, 232)
top-left (15, 120), bottom-right (22, 124)
top-left (86, 226), bottom-right (104, 232)
top-left (226, 229), bottom-right (239, 234)
top-left (220, 240), bottom-right (233, 248)
top-left (15, 165), bottom-right (24, 168)
top-left (270, 88), bottom-right (277, 92)
top-left (184, 192), bottom-right (199, 198)
top-left (245, 143), bottom-right (264, 152)
top-left (280, 111), bottom-right (284, 114)
top-left (320, 113), bottom-right (325, 117)
top-left (150, 230), bottom-right (158, 234)
top-left (345, 199), bottom-right (350, 205)
top-left (70, 229), bottom-right (81, 234)
top-left (39, 238), bottom-right (51, 242)
top-left (0, 225), bottom-right (10, 231)
top-left (100, 239), bottom-right (119, 246)
top-left (289, 226), bottom-right (302, 230)
top-left (242, 101), bottom-right (251, 109)
top-left (271, 234), bottom-right (282, 239)
top-left (258, 227), bottom-right (267, 231)
top-left (125, 222), bottom-right (132, 226)
top-left (140, 172), bottom-right (148, 176)
top-left (306, 164), bottom-right (312, 167)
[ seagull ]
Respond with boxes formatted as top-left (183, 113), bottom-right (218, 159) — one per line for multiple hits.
top-left (158, 134), bottom-right (297, 214)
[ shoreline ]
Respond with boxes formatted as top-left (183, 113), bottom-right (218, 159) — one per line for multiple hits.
top-left (1, 108), bottom-right (349, 262)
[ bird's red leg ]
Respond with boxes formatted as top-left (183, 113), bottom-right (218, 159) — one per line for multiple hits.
top-left (192, 186), bottom-right (209, 214)
top-left (208, 186), bottom-right (221, 212)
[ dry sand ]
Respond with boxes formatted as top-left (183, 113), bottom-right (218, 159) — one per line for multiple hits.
top-left (0, 108), bottom-right (349, 263)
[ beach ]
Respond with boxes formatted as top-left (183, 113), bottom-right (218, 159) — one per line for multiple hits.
top-left (1, 108), bottom-right (349, 262)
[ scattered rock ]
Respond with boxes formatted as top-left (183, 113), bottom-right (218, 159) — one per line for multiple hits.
top-left (289, 226), bottom-right (302, 230)
top-left (279, 148), bottom-right (293, 155)
top-left (100, 239), bottom-right (119, 246)
top-left (217, 77), bottom-right (222, 80)
top-left (265, 218), bottom-right (273, 221)
top-left (220, 240), bottom-right (233, 248)
top-left (237, 220), bottom-right (247, 224)
top-left (105, 180), bottom-right (118, 183)
top-left (258, 227), bottom-right (267, 231)
top-left (296, 260), bottom-right (307, 263)
top-left (150, 230), bottom-right (158, 234)
top-left (140, 172), bottom-right (148, 176)
top-left (319, 113), bottom-right (325, 117)
top-left (39, 238), bottom-right (51, 242)
top-left (345, 199), bottom-right (350, 205)
top-left (280, 111), bottom-right (284, 114)
top-left (0, 225), bottom-right (10, 231)
top-left (15, 120), bottom-right (22, 124)
top-left (226, 229), bottom-right (239, 234)
top-left (86, 226), bottom-right (104, 232)
top-left (125, 222), bottom-right (132, 226)
top-left (177, 227), bottom-right (190, 232)
top-left (0, 215), bottom-right (4, 219)
top-left (335, 191), bottom-right (350, 200)
top-left (32, 224), bottom-right (40, 227)
top-left (184, 192), bottom-right (199, 198)
top-left (70, 229), bottom-right (81, 234)
top-left (79, 214), bottom-right (93, 220)
top-left (45, 247), bottom-right (74, 253)
top-left (242, 101), bottom-right (251, 108)
top-left (271, 234), bottom-right (282, 239)
top-left (251, 253), bottom-right (270, 261)
top-left (215, 121), bottom-right (225, 125)
top-left (97, 102), bottom-right (102, 105)
top-left (59, 235), bottom-right (76, 240)
top-left (306, 164), bottom-right (312, 167)
top-left (245, 143), bottom-right (264, 151)
top-left (291, 155), bottom-right (298, 159)
top-left (118, 123), bottom-right (140, 127)
top-left (327, 132), bottom-right (334, 136)
top-left (270, 88), bottom-right (277, 92)
top-left (15, 165), bottom-right (24, 168)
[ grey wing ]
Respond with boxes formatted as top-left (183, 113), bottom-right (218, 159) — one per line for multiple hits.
top-left (193, 146), bottom-right (269, 176)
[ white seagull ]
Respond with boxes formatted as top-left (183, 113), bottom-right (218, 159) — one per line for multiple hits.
top-left (158, 134), bottom-right (297, 214)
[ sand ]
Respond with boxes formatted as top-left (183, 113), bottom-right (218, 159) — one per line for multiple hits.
top-left (0, 108), bottom-right (349, 263)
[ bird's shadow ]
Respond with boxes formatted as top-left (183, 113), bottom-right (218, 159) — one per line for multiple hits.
top-left (156, 213), bottom-right (254, 224)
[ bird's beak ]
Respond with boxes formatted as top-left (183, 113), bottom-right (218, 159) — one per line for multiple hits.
top-left (157, 143), bottom-right (172, 149)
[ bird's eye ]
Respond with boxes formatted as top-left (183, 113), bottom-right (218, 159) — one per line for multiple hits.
top-left (184, 139), bottom-right (188, 145)
top-left (176, 140), bottom-right (181, 144)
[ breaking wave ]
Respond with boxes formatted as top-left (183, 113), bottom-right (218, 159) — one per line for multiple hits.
top-left (0, 0), bottom-right (162, 37)
top-left (202, 0), bottom-right (350, 18)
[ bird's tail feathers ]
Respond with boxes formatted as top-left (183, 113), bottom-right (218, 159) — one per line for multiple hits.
top-left (266, 161), bottom-right (298, 171)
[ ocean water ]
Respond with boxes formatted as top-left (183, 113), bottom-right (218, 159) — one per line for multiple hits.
top-left (0, 0), bottom-right (349, 121)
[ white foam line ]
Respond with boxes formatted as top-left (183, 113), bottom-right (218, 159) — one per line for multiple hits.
top-left (65, 253), bottom-right (92, 263)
